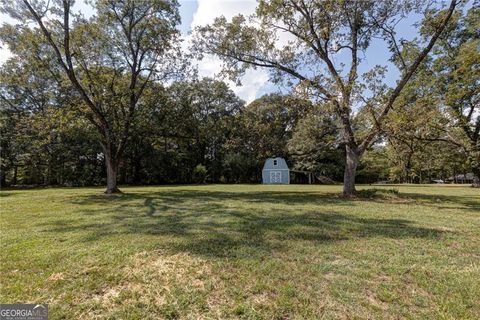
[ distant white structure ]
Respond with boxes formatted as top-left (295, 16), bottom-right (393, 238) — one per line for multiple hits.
top-left (262, 157), bottom-right (290, 184)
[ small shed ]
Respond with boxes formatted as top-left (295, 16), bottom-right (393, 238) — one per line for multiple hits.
top-left (262, 157), bottom-right (290, 184)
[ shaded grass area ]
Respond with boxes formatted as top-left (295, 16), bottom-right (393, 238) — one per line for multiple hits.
top-left (1, 184), bottom-right (479, 319)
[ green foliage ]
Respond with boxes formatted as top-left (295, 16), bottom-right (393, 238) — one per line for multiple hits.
top-left (227, 93), bottom-right (311, 159)
top-left (357, 147), bottom-right (390, 184)
top-left (0, 0), bottom-right (473, 188)
top-left (222, 153), bottom-right (261, 183)
top-left (429, 3), bottom-right (480, 185)
top-left (384, 4), bottom-right (479, 185)
top-left (193, 0), bottom-right (459, 194)
top-left (0, 0), bottom-right (183, 192)
top-left (357, 188), bottom-right (399, 198)
top-left (222, 93), bottom-right (313, 182)
top-left (192, 164), bottom-right (207, 184)
top-left (288, 103), bottom-right (344, 180)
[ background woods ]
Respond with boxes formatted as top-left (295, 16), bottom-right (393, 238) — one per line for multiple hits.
top-left (0, 0), bottom-right (478, 189)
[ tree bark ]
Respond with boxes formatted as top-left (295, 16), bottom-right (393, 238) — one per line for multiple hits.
top-left (343, 144), bottom-right (359, 196)
top-left (472, 164), bottom-right (480, 188)
top-left (473, 175), bottom-right (480, 188)
top-left (104, 151), bottom-right (121, 194)
top-left (470, 144), bottom-right (480, 187)
top-left (13, 166), bottom-right (18, 185)
top-left (0, 167), bottom-right (6, 187)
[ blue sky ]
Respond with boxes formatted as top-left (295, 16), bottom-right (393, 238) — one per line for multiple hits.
top-left (178, 0), bottom-right (199, 34)
top-left (0, 0), bottom-right (431, 103)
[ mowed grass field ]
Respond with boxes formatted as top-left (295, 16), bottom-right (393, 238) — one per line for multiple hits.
top-left (0, 184), bottom-right (479, 319)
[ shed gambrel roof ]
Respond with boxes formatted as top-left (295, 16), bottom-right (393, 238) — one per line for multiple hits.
top-left (262, 157), bottom-right (289, 170)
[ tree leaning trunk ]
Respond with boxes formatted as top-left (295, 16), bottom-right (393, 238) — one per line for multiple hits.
top-left (472, 175), bottom-right (480, 188)
top-left (104, 151), bottom-right (121, 194)
top-left (13, 166), bottom-right (17, 185)
top-left (343, 144), bottom-right (359, 196)
top-left (0, 167), bottom-right (6, 187)
top-left (472, 164), bottom-right (480, 188)
top-left (470, 145), bottom-right (480, 188)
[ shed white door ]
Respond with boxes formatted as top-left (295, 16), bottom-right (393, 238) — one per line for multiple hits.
top-left (270, 171), bottom-right (281, 183)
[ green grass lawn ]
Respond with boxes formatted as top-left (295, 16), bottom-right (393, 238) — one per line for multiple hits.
top-left (1, 184), bottom-right (479, 319)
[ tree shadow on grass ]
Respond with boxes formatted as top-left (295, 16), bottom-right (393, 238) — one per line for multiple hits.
top-left (72, 190), bottom-right (351, 206)
top-left (70, 187), bottom-right (480, 212)
top-left (35, 189), bottom-right (453, 259)
top-left (399, 192), bottom-right (480, 212)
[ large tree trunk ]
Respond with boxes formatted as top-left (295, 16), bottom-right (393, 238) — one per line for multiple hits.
top-left (470, 146), bottom-right (480, 188)
top-left (343, 144), bottom-right (359, 196)
top-left (472, 175), bottom-right (480, 188)
top-left (472, 165), bottom-right (480, 188)
top-left (0, 167), bottom-right (6, 187)
top-left (105, 151), bottom-right (121, 194)
top-left (13, 166), bottom-right (17, 185)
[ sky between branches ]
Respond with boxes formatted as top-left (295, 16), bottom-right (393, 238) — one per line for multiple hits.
top-left (0, 0), bottom-right (425, 103)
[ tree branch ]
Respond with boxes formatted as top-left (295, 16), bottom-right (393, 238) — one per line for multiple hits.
top-left (358, 0), bottom-right (458, 153)
top-left (22, 0), bottom-right (110, 139)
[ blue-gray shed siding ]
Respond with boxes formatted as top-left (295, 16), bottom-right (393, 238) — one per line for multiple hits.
top-left (262, 157), bottom-right (290, 184)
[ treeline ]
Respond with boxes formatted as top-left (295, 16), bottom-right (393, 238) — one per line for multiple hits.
top-left (0, 1), bottom-right (478, 190)
top-left (0, 77), bottom-right (469, 187)
top-left (0, 80), bottom-right (308, 186)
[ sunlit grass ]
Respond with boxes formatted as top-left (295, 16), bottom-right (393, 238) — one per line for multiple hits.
top-left (1, 184), bottom-right (479, 319)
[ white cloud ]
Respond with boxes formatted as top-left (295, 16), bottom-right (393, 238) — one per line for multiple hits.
top-left (190, 0), bottom-right (257, 28)
top-left (1, 0), bottom-right (276, 102)
top-left (188, 0), bottom-right (271, 103)
top-left (0, 45), bottom-right (12, 65)
top-left (0, 13), bottom-right (14, 66)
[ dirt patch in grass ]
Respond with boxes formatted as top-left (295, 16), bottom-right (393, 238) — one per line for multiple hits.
top-left (47, 272), bottom-right (65, 282)
top-left (355, 188), bottom-right (411, 203)
top-left (365, 289), bottom-right (389, 311)
top-left (80, 250), bottom-right (228, 318)
top-left (328, 188), bottom-right (414, 204)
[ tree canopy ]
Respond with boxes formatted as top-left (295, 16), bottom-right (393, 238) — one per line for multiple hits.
top-left (193, 0), bottom-right (460, 194)
top-left (0, 0), bottom-right (477, 190)
top-left (1, 0), bottom-right (182, 193)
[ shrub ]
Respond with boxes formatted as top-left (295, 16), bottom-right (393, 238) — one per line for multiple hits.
top-left (192, 164), bottom-right (207, 184)
top-left (357, 188), bottom-right (399, 198)
top-left (357, 189), bottom-right (379, 198)
top-left (385, 188), bottom-right (399, 194)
